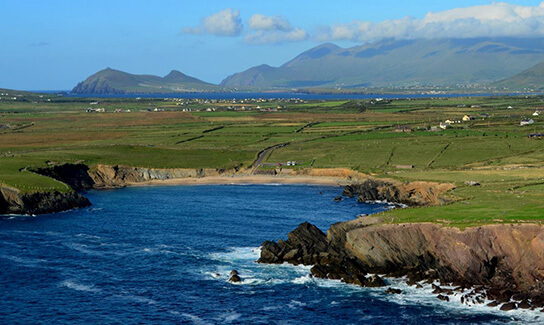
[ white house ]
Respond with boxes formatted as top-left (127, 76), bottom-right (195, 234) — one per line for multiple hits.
top-left (520, 119), bottom-right (535, 126)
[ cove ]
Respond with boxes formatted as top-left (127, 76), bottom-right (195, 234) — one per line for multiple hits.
top-left (0, 185), bottom-right (530, 324)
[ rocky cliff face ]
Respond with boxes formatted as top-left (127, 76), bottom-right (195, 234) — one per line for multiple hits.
top-left (260, 217), bottom-right (544, 309)
top-left (88, 165), bottom-right (224, 188)
top-left (342, 179), bottom-right (455, 206)
top-left (31, 164), bottom-right (95, 190)
top-left (0, 185), bottom-right (90, 215)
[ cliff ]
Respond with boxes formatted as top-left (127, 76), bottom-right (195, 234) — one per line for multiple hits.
top-left (260, 217), bottom-right (544, 310)
top-left (31, 163), bottom-right (226, 190)
top-left (0, 185), bottom-right (90, 215)
top-left (87, 164), bottom-right (225, 188)
top-left (1, 163), bottom-right (228, 215)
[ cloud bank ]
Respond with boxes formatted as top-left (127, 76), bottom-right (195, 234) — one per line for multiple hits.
top-left (181, 2), bottom-right (544, 45)
top-left (318, 2), bottom-right (544, 42)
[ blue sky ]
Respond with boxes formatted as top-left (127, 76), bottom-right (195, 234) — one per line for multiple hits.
top-left (1, 0), bottom-right (543, 90)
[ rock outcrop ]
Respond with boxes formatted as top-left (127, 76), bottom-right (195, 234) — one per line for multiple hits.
top-left (259, 222), bottom-right (386, 288)
top-left (0, 185), bottom-right (90, 215)
top-left (260, 218), bottom-right (544, 308)
top-left (343, 179), bottom-right (455, 206)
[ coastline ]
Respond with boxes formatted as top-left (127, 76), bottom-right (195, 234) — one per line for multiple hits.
top-left (128, 175), bottom-right (351, 187)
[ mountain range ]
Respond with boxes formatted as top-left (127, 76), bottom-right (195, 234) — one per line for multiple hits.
top-left (71, 37), bottom-right (544, 94)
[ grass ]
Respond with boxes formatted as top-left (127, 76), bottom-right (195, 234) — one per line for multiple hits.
top-left (1, 94), bottom-right (543, 226)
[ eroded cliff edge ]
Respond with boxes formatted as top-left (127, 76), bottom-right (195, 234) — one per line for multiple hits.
top-left (260, 217), bottom-right (544, 310)
top-left (1, 163), bottom-right (227, 215)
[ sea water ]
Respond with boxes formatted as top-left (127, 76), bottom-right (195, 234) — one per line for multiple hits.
top-left (0, 185), bottom-right (540, 324)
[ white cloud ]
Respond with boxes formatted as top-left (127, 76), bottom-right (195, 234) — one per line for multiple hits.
top-left (245, 14), bottom-right (307, 44)
top-left (245, 28), bottom-right (309, 45)
top-left (318, 2), bottom-right (544, 42)
top-left (182, 8), bottom-right (243, 37)
top-left (249, 14), bottom-right (292, 31)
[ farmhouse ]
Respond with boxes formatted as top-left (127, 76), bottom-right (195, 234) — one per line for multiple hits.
top-left (520, 119), bottom-right (534, 126)
top-left (393, 125), bottom-right (412, 133)
top-left (462, 115), bottom-right (474, 122)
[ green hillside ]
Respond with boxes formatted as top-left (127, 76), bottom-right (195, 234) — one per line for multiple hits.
top-left (494, 61), bottom-right (544, 91)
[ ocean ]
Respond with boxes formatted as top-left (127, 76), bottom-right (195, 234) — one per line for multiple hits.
top-left (0, 185), bottom-right (538, 324)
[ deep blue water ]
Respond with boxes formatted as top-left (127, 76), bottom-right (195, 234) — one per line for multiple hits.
top-left (0, 185), bottom-right (537, 324)
top-left (60, 91), bottom-right (541, 100)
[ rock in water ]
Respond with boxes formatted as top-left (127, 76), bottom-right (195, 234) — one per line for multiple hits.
top-left (500, 302), bottom-right (517, 311)
top-left (258, 222), bottom-right (329, 265)
top-left (365, 275), bottom-right (386, 287)
top-left (437, 295), bottom-right (450, 302)
top-left (385, 288), bottom-right (402, 294)
top-left (333, 196), bottom-right (342, 202)
top-left (228, 270), bottom-right (242, 283)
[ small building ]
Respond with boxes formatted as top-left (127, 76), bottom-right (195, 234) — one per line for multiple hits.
top-left (528, 133), bottom-right (544, 139)
top-left (520, 119), bottom-right (535, 126)
top-left (533, 110), bottom-right (541, 116)
top-left (86, 107), bottom-right (105, 113)
top-left (439, 122), bottom-right (449, 130)
top-left (462, 115), bottom-right (474, 122)
top-left (395, 165), bottom-right (415, 169)
top-left (393, 125), bottom-right (412, 133)
top-left (507, 106), bottom-right (514, 109)
top-left (471, 105), bottom-right (481, 108)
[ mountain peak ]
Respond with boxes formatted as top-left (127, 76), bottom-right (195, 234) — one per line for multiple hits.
top-left (163, 70), bottom-right (190, 82)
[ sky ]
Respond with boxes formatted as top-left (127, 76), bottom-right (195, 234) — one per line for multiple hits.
top-left (1, 0), bottom-right (544, 90)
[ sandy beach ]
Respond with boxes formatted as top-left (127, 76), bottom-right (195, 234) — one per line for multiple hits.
top-left (129, 175), bottom-right (351, 187)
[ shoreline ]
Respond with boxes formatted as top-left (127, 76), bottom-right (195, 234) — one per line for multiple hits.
top-left (124, 175), bottom-right (351, 187)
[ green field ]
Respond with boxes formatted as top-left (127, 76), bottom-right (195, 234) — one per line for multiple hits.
top-left (0, 93), bottom-right (543, 226)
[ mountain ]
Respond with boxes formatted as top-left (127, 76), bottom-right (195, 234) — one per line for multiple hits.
top-left (221, 38), bottom-right (544, 88)
top-left (72, 68), bottom-right (218, 94)
top-left (494, 61), bottom-right (544, 90)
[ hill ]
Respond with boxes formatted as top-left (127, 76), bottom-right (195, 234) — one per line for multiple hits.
top-left (221, 38), bottom-right (544, 88)
top-left (72, 68), bottom-right (219, 94)
top-left (494, 61), bottom-right (544, 90)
